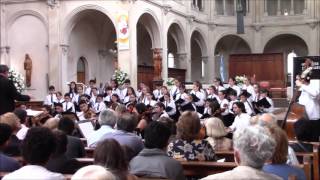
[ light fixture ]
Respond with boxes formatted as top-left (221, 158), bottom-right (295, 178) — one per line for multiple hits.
top-left (284, 9), bottom-right (289, 16)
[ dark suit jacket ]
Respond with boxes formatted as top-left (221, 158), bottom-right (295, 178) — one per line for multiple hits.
top-left (3, 135), bottom-right (22, 156)
top-left (46, 154), bottom-right (82, 174)
top-left (0, 75), bottom-right (30, 115)
top-left (0, 152), bottom-right (21, 172)
top-left (65, 135), bottom-right (86, 159)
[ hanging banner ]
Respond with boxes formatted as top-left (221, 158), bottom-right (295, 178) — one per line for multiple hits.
top-left (117, 12), bottom-right (129, 50)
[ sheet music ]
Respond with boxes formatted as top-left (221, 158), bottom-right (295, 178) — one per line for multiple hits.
top-left (26, 109), bottom-right (43, 117)
top-left (78, 121), bottom-right (94, 139)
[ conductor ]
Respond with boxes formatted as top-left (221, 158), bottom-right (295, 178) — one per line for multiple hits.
top-left (0, 65), bottom-right (30, 115)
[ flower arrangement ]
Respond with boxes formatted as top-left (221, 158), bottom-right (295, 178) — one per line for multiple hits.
top-left (112, 69), bottom-right (128, 85)
top-left (166, 77), bottom-right (175, 86)
top-left (8, 68), bottom-right (26, 93)
top-left (235, 75), bottom-right (247, 85)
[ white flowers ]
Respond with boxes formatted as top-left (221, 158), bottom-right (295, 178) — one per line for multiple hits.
top-left (8, 69), bottom-right (26, 93)
top-left (235, 75), bottom-right (247, 85)
top-left (112, 69), bottom-right (128, 85)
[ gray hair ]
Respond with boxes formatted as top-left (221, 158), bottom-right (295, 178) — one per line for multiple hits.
top-left (98, 109), bottom-right (117, 127)
top-left (257, 113), bottom-right (278, 127)
top-left (233, 125), bottom-right (276, 169)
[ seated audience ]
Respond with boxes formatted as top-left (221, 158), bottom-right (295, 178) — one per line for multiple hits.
top-left (205, 117), bottom-right (232, 151)
top-left (100, 113), bottom-right (144, 158)
top-left (46, 130), bottom-right (81, 174)
top-left (167, 111), bottom-right (216, 161)
top-left (58, 117), bottom-right (85, 158)
top-left (254, 113), bottom-right (299, 166)
top-left (94, 139), bottom-right (136, 180)
top-left (42, 117), bottom-right (59, 130)
top-left (130, 121), bottom-right (185, 180)
top-left (87, 109), bottom-right (117, 147)
top-left (71, 165), bottom-right (116, 180)
top-left (13, 109), bottom-right (29, 140)
top-left (0, 112), bottom-right (22, 156)
top-left (263, 126), bottom-right (306, 180)
top-left (3, 127), bottom-right (64, 180)
top-left (202, 126), bottom-right (281, 180)
top-left (0, 123), bottom-right (20, 172)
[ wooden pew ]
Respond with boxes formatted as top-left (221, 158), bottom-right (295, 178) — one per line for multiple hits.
top-left (85, 147), bottom-right (94, 158)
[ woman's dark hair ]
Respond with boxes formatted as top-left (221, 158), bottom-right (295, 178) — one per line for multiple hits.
top-left (69, 81), bottom-right (78, 94)
top-left (144, 121), bottom-right (171, 149)
top-left (126, 87), bottom-right (136, 97)
top-left (135, 103), bottom-right (147, 115)
top-left (233, 101), bottom-right (246, 113)
top-left (207, 100), bottom-right (221, 115)
top-left (52, 130), bottom-right (68, 156)
top-left (58, 117), bottom-right (75, 135)
top-left (0, 64), bottom-right (9, 73)
top-left (176, 111), bottom-right (201, 141)
top-left (215, 77), bottom-right (223, 86)
top-left (111, 94), bottom-right (120, 102)
top-left (22, 127), bottom-right (57, 165)
top-left (94, 139), bottom-right (128, 179)
top-left (13, 108), bottom-right (27, 124)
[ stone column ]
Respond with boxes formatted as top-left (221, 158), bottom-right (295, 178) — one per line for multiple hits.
top-left (223, 0), bottom-right (227, 15)
top-left (201, 56), bottom-right (208, 82)
top-left (234, 0), bottom-right (237, 16)
top-left (290, 0), bottom-right (294, 15)
top-left (60, 44), bottom-right (69, 93)
top-left (98, 49), bottom-right (109, 85)
top-left (176, 52), bottom-right (187, 69)
top-left (47, 2), bottom-right (60, 91)
top-left (303, 0), bottom-right (307, 15)
top-left (264, 0), bottom-right (268, 16)
top-left (0, 46), bottom-right (10, 65)
top-left (277, 0), bottom-right (281, 15)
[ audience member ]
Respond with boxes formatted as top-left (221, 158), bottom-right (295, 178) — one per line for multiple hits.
top-left (13, 109), bottom-right (29, 140)
top-left (87, 109), bottom-right (117, 147)
top-left (0, 123), bottom-right (20, 172)
top-left (263, 126), bottom-right (306, 180)
top-left (3, 127), bottom-right (64, 180)
top-left (94, 139), bottom-right (136, 180)
top-left (46, 130), bottom-right (81, 174)
top-left (0, 112), bottom-right (22, 156)
top-left (71, 165), bottom-right (116, 180)
top-left (130, 121), bottom-right (185, 180)
top-left (205, 117), bottom-right (232, 151)
top-left (100, 113), bottom-right (144, 158)
top-left (58, 117), bottom-right (85, 158)
top-left (202, 126), bottom-right (281, 180)
top-left (167, 111), bottom-right (216, 161)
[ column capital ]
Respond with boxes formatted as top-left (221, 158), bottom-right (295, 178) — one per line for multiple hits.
top-left (60, 44), bottom-right (69, 55)
top-left (162, 4), bottom-right (172, 15)
top-left (0, 46), bottom-right (10, 54)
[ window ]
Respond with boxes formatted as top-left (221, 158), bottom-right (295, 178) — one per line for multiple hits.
top-left (294, 0), bottom-right (304, 14)
top-left (192, 0), bottom-right (203, 11)
top-left (201, 60), bottom-right (205, 77)
top-left (168, 53), bottom-right (175, 68)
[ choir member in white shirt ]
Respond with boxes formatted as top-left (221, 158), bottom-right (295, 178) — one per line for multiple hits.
top-left (213, 77), bottom-right (225, 91)
top-left (296, 74), bottom-right (320, 120)
top-left (53, 103), bottom-right (63, 119)
top-left (120, 79), bottom-right (131, 102)
top-left (62, 93), bottom-right (75, 113)
top-left (159, 86), bottom-right (170, 102)
top-left (68, 81), bottom-right (78, 101)
top-left (103, 86), bottom-right (112, 105)
top-left (152, 83), bottom-right (162, 101)
top-left (136, 82), bottom-right (146, 99)
top-left (54, 92), bottom-right (65, 104)
top-left (228, 77), bottom-right (241, 96)
top-left (110, 79), bottom-right (121, 98)
top-left (228, 102), bottom-right (251, 132)
top-left (123, 87), bottom-right (136, 104)
top-left (143, 92), bottom-right (157, 107)
top-left (206, 85), bottom-right (219, 100)
top-left (175, 84), bottom-right (189, 105)
top-left (217, 90), bottom-right (229, 116)
top-left (44, 85), bottom-right (57, 106)
top-left (242, 78), bottom-right (255, 102)
top-left (72, 85), bottom-right (84, 105)
top-left (169, 79), bottom-right (181, 99)
top-left (138, 86), bottom-right (149, 103)
top-left (239, 90), bottom-right (254, 116)
top-left (85, 79), bottom-right (98, 97)
top-left (256, 89), bottom-right (274, 113)
top-left (228, 90), bottom-right (239, 114)
top-left (190, 81), bottom-right (206, 114)
top-left (89, 87), bottom-right (99, 105)
top-left (94, 94), bottom-right (107, 114)
top-left (163, 93), bottom-right (177, 117)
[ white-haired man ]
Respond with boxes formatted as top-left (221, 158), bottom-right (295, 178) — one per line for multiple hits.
top-left (202, 126), bottom-right (281, 180)
top-left (87, 109), bottom-right (117, 147)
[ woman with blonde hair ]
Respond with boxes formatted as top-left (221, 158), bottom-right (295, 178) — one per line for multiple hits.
top-left (205, 117), bottom-right (232, 151)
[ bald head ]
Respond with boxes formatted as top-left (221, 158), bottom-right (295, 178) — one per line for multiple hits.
top-left (259, 113), bottom-right (277, 127)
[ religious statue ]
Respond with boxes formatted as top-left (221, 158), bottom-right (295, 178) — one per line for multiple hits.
top-left (24, 54), bottom-right (32, 87)
top-left (153, 48), bottom-right (162, 81)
